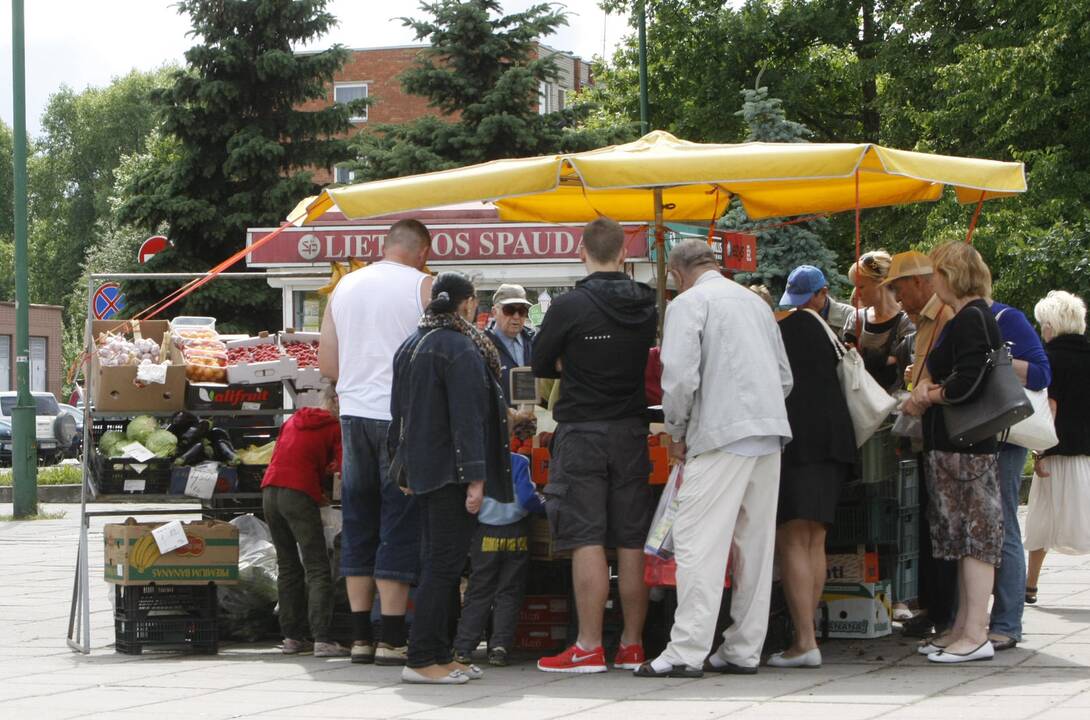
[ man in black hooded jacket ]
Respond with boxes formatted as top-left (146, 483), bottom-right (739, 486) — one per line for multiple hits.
top-left (532, 216), bottom-right (658, 673)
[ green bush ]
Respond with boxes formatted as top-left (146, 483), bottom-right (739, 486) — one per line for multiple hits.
top-left (0, 465), bottom-right (83, 486)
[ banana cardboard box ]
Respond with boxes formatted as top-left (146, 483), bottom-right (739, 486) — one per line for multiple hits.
top-left (104, 518), bottom-right (239, 586)
top-left (817, 580), bottom-right (892, 639)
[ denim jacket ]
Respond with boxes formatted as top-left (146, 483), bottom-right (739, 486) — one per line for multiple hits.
top-left (389, 325), bottom-right (514, 503)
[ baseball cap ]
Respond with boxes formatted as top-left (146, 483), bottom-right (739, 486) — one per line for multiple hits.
top-left (779, 265), bottom-right (828, 307)
top-left (492, 283), bottom-right (532, 306)
top-left (881, 251), bottom-right (933, 286)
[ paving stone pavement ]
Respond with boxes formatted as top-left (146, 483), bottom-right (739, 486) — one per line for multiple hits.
top-left (2, 502), bottom-right (1088, 719)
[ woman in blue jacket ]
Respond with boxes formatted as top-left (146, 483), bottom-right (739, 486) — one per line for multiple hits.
top-left (389, 272), bottom-right (513, 685)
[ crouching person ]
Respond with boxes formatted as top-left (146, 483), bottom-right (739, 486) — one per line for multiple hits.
top-left (454, 452), bottom-right (546, 666)
top-left (261, 385), bottom-right (347, 657)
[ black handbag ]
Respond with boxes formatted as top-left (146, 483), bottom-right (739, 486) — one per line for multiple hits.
top-left (942, 305), bottom-right (1033, 448)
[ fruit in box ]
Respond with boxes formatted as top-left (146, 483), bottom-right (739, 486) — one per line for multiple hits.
top-left (282, 340), bottom-right (319, 368)
top-left (227, 344), bottom-right (283, 365)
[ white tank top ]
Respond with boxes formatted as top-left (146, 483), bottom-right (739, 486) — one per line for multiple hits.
top-left (330, 260), bottom-right (427, 420)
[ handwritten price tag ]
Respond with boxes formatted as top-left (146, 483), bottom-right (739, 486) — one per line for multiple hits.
top-left (151, 521), bottom-right (188, 554)
top-left (184, 462), bottom-right (220, 500)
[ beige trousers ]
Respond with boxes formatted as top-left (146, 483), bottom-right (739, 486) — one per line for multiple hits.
top-left (657, 448), bottom-right (781, 669)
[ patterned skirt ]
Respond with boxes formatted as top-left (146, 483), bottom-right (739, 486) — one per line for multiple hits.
top-left (925, 450), bottom-right (1003, 566)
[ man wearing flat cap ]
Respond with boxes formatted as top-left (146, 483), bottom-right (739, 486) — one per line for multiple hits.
top-left (486, 284), bottom-right (535, 407)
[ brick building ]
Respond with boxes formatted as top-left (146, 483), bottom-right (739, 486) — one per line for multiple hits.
top-left (0, 302), bottom-right (64, 400)
top-left (299, 44), bottom-right (594, 184)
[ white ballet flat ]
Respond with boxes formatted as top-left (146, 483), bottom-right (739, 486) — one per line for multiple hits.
top-left (401, 666), bottom-right (470, 684)
top-left (927, 641), bottom-right (994, 664)
top-left (766, 648), bottom-right (822, 668)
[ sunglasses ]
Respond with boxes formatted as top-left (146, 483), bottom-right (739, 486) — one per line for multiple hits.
top-left (501, 305), bottom-right (529, 317)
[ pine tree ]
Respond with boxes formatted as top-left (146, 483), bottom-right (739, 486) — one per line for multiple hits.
top-left (723, 86), bottom-right (845, 299)
top-left (343, 0), bottom-right (633, 181)
top-left (115, 0), bottom-right (365, 329)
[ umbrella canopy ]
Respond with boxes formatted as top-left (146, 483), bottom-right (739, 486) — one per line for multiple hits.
top-left (304, 131), bottom-right (1026, 224)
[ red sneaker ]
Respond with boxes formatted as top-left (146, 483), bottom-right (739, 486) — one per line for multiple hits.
top-left (537, 644), bottom-right (608, 673)
top-left (613, 643), bottom-right (646, 670)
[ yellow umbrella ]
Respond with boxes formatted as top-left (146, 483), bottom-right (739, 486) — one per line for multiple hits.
top-left (302, 131), bottom-right (1026, 319)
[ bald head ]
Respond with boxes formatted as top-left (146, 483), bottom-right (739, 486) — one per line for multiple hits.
top-left (668, 239), bottom-right (720, 294)
top-left (384, 218), bottom-right (432, 269)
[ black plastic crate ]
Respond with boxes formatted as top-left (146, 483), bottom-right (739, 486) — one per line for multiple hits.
top-left (91, 452), bottom-right (174, 495)
top-left (827, 497), bottom-right (899, 548)
top-left (114, 583), bottom-right (219, 655)
top-left (881, 552), bottom-right (919, 605)
top-left (90, 418), bottom-right (128, 445)
top-left (898, 507), bottom-right (920, 555)
top-left (236, 464), bottom-right (267, 492)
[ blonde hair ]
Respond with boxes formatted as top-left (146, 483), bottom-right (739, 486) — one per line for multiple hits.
top-left (930, 242), bottom-right (992, 299)
top-left (748, 284), bottom-right (775, 309)
top-left (1034, 290), bottom-right (1087, 336)
top-left (847, 250), bottom-right (892, 285)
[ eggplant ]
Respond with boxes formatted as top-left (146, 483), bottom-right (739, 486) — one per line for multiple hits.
top-left (209, 427), bottom-right (239, 465)
top-left (165, 411), bottom-right (199, 438)
top-left (177, 419), bottom-right (212, 449)
top-left (174, 441), bottom-right (207, 467)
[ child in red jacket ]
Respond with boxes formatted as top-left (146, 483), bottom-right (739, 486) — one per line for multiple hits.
top-left (262, 385), bottom-right (345, 656)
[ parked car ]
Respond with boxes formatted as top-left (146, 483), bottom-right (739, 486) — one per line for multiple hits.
top-left (0, 392), bottom-right (78, 466)
top-left (58, 403), bottom-right (85, 459)
top-left (0, 417), bottom-right (11, 466)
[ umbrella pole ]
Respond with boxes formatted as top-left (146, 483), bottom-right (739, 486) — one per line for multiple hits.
top-left (654, 187), bottom-right (666, 336)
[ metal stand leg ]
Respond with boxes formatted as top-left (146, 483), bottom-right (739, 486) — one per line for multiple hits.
top-left (66, 513), bottom-right (90, 653)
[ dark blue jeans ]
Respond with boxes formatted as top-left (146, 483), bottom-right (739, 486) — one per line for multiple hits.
top-left (407, 482), bottom-right (477, 668)
top-left (340, 416), bottom-right (420, 583)
top-left (990, 443), bottom-right (1029, 641)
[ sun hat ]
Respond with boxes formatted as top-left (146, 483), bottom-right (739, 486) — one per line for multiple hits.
top-left (881, 251), bottom-right (933, 286)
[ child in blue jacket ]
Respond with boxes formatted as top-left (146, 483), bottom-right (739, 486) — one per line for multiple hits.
top-left (453, 453), bottom-right (544, 666)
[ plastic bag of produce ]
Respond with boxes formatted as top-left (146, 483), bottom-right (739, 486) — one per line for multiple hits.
top-left (237, 441), bottom-right (276, 465)
top-left (218, 514), bottom-right (279, 642)
top-left (144, 429), bottom-right (178, 458)
top-left (126, 416), bottom-right (159, 444)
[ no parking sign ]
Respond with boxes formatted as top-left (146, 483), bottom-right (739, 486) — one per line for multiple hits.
top-left (93, 283), bottom-right (126, 320)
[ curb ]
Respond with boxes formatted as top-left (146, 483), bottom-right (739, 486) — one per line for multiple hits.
top-left (0, 483), bottom-right (83, 503)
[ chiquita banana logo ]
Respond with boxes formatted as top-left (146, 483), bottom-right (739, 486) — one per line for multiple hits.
top-left (317, 259), bottom-right (368, 296)
top-left (130, 534), bottom-right (162, 572)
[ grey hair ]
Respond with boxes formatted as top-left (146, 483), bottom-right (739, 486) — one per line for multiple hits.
top-left (1034, 290), bottom-right (1087, 336)
top-left (668, 239), bottom-right (718, 273)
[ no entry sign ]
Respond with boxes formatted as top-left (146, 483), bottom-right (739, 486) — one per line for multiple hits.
top-left (93, 283), bottom-right (126, 320)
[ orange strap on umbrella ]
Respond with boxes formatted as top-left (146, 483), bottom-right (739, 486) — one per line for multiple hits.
top-left (132, 221), bottom-right (295, 321)
top-left (965, 193), bottom-right (985, 244)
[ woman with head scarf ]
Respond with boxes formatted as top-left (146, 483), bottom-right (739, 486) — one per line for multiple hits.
top-left (389, 272), bottom-right (513, 685)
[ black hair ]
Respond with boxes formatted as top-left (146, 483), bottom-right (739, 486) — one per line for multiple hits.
top-left (427, 271), bottom-right (475, 315)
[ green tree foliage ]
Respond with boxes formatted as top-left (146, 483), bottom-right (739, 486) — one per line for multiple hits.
top-left (116, 0), bottom-right (364, 328)
top-left (596, 0), bottom-right (1090, 317)
top-left (722, 87), bottom-right (842, 298)
top-left (343, 0), bottom-right (635, 181)
top-left (28, 69), bottom-right (172, 307)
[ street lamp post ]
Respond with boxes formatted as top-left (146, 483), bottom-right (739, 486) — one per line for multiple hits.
top-left (11, 0), bottom-right (38, 517)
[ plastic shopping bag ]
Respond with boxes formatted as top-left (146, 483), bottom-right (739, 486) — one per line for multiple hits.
top-left (644, 464), bottom-right (682, 559)
top-left (644, 553), bottom-right (731, 589)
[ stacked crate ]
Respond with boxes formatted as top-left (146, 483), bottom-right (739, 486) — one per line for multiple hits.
top-left (114, 583), bottom-right (219, 655)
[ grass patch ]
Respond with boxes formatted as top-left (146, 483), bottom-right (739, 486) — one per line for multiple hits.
top-left (0, 465), bottom-right (83, 486)
top-left (0, 510), bottom-right (68, 521)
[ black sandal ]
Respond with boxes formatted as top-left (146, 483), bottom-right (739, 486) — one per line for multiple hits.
top-left (1025, 586), bottom-right (1038, 604)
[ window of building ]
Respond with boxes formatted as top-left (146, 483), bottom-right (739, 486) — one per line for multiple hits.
top-left (334, 82), bottom-right (369, 122)
top-left (556, 88), bottom-right (565, 111)
top-left (29, 336), bottom-right (46, 392)
top-left (0, 335), bottom-right (9, 392)
top-left (334, 166), bottom-right (356, 185)
top-left (538, 81), bottom-right (549, 114)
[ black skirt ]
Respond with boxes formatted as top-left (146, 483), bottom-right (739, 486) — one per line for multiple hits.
top-left (777, 461), bottom-right (852, 526)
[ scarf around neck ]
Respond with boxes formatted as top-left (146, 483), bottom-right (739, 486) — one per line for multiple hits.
top-left (419, 312), bottom-right (502, 381)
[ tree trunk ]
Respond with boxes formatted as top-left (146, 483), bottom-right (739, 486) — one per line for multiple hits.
top-left (859, 0), bottom-right (881, 142)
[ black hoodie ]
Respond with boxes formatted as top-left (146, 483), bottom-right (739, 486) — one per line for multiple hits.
top-left (1043, 333), bottom-right (1090, 457)
top-left (532, 271), bottom-right (657, 422)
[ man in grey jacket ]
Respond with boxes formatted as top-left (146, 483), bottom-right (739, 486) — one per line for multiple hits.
top-left (635, 240), bottom-right (793, 678)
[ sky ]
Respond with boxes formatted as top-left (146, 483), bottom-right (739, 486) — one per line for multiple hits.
top-left (0, 0), bottom-right (632, 139)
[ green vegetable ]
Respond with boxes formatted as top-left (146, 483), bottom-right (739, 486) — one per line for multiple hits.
top-left (145, 429), bottom-right (179, 458)
top-left (126, 416), bottom-right (159, 444)
top-left (99, 431), bottom-right (127, 458)
top-left (237, 441), bottom-right (275, 465)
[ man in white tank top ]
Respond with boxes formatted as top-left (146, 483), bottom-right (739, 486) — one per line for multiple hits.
top-left (319, 219), bottom-right (433, 667)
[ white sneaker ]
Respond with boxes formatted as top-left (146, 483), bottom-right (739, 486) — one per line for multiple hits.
top-left (766, 648), bottom-right (821, 668)
top-left (401, 666), bottom-right (470, 685)
top-left (314, 641), bottom-right (350, 657)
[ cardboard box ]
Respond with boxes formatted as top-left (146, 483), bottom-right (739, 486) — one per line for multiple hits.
top-left (185, 381), bottom-right (283, 412)
top-left (519, 595), bottom-right (570, 624)
top-left (826, 546), bottom-right (879, 583)
top-left (514, 623), bottom-right (567, 651)
top-left (529, 516), bottom-right (569, 561)
top-left (90, 319), bottom-right (186, 413)
top-left (279, 331), bottom-right (323, 389)
top-left (818, 580), bottom-right (892, 639)
top-left (104, 518), bottom-right (240, 586)
top-left (225, 334), bottom-right (297, 385)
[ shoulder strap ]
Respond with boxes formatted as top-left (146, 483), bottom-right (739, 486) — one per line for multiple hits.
top-left (801, 308), bottom-right (845, 361)
top-left (942, 305), bottom-right (997, 405)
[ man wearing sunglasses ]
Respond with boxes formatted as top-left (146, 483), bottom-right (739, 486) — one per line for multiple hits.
top-left (485, 284), bottom-right (535, 408)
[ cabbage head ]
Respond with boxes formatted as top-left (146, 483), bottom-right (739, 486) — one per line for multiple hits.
top-left (99, 431), bottom-right (127, 458)
top-left (145, 429), bottom-right (178, 458)
top-left (126, 416), bottom-right (159, 444)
